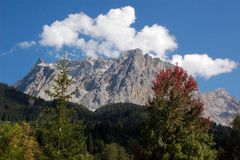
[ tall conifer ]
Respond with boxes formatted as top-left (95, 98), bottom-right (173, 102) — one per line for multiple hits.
top-left (37, 58), bottom-right (92, 160)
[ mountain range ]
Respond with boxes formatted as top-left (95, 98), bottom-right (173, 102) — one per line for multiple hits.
top-left (14, 49), bottom-right (240, 126)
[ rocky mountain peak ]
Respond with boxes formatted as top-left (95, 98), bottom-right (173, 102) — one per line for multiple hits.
top-left (124, 48), bottom-right (143, 57)
top-left (215, 88), bottom-right (230, 96)
top-left (204, 88), bottom-right (234, 102)
top-left (86, 56), bottom-right (95, 65)
top-left (14, 49), bottom-right (240, 126)
top-left (35, 58), bottom-right (45, 65)
top-left (202, 88), bottom-right (240, 126)
top-left (15, 49), bottom-right (172, 110)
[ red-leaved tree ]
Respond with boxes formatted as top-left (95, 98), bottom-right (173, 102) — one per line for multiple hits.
top-left (145, 65), bottom-right (216, 160)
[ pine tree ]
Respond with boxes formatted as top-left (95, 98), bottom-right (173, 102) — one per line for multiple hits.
top-left (36, 58), bottom-right (92, 160)
top-left (145, 66), bottom-right (216, 160)
top-left (230, 114), bottom-right (240, 159)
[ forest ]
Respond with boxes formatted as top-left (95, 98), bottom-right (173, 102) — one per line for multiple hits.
top-left (0, 60), bottom-right (240, 160)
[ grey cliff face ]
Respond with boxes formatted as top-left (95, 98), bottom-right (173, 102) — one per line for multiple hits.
top-left (15, 49), bottom-right (240, 126)
top-left (15, 49), bottom-right (172, 110)
top-left (201, 88), bottom-right (240, 126)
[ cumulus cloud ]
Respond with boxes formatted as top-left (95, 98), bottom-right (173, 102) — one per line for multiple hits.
top-left (38, 6), bottom-right (237, 78)
top-left (171, 54), bottom-right (238, 79)
top-left (18, 41), bottom-right (36, 48)
top-left (39, 6), bottom-right (177, 58)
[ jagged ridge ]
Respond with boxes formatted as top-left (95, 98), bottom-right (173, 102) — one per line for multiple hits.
top-left (15, 49), bottom-right (240, 126)
top-left (15, 49), bottom-right (172, 110)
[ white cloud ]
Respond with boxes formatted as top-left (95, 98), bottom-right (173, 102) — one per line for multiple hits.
top-left (39, 6), bottom-right (177, 58)
top-left (171, 54), bottom-right (238, 79)
top-left (18, 41), bottom-right (36, 48)
top-left (38, 6), bottom-right (237, 78)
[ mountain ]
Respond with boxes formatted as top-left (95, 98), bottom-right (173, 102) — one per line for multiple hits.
top-left (15, 49), bottom-right (172, 110)
top-left (15, 49), bottom-right (240, 126)
top-left (202, 88), bottom-right (240, 126)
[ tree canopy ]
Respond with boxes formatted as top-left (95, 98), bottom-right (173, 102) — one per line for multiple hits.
top-left (146, 66), bottom-right (216, 159)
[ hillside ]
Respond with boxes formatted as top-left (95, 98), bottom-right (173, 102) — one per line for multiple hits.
top-left (0, 83), bottom-right (46, 121)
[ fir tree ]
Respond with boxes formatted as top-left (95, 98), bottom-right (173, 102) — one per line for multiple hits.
top-left (145, 66), bottom-right (216, 160)
top-left (36, 58), bottom-right (92, 160)
top-left (230, 114), bottom-right (240, 159)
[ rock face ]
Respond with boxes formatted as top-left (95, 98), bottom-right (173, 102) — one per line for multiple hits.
top-left (15, 49), bottom-right (172, 110)
top-left (15, 49), bottom-right (240, 126)
top-left (202, 88), bottom-right (240, 126)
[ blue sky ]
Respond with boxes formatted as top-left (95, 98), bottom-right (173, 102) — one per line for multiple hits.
top-left (0, 0), bottom-right (239, 98)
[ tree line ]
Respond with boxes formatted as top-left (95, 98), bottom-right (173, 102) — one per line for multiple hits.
top-left (0, 59), bottom-right (239, 159)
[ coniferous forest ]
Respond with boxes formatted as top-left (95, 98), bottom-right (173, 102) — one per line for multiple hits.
top-left (0, 60), bottom-right (240, 160)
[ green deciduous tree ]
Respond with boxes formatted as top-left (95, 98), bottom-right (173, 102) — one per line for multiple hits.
top-left (145, 66), bottom-right (216, 160)
top-left (0, 122), bottom-right (41, 160)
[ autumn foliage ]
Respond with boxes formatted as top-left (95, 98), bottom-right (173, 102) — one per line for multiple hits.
top-left (153, 65), bottom-right (198, 96)
top-left (151, 65), bottom-right (212, 130)
top-left (146, 65), bottom-right (216, 159)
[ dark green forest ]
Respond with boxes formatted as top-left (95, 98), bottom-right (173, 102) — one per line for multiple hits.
top-left (0, 83), bottom-right (240, 159)
top-left (0, 62), bottom-right (240, 159)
